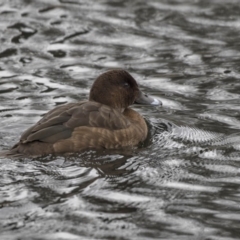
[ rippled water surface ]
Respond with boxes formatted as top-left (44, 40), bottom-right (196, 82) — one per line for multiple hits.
top-left (1, 0), bottom-right (240, 239)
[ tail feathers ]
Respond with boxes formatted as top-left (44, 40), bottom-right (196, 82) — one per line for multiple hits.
top-left (0, 149), bottom-right (26, 158)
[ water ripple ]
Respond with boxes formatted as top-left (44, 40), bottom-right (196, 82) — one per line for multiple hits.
top-left (1, 0), bottom-right (240, 239)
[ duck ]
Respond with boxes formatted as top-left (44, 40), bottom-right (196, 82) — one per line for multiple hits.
top-left (4, 69), bottom-right (161, 156)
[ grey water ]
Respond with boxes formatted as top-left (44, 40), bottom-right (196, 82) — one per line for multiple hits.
top-left (1, 0), bottom-right (240, 239)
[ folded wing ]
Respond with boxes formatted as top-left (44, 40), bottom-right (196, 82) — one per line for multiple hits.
top-left (18, 101), bottom-right (130, 145)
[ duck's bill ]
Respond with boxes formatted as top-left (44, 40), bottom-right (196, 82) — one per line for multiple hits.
top-left (135, 91), bottom-right (162, 106)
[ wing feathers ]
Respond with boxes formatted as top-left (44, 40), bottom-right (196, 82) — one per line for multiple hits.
top-left (18, 101), bottom-right (130, 145)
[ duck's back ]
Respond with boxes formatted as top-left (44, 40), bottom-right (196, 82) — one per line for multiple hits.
top-left (7, 101), bottom-right (147, 156)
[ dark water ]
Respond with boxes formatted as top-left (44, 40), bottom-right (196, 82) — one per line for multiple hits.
top-left (1, 0), bottom-right (240, 239)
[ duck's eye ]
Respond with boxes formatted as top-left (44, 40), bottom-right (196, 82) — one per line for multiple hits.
top-left (123, 82), bottom-right (130, 88)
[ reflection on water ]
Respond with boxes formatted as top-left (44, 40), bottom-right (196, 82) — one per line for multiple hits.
top-left (1, 0), bottom-right (240, 239)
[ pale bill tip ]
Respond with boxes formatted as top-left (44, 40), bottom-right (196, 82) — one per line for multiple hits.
top-left (151, 98), bottom-right (162, 106)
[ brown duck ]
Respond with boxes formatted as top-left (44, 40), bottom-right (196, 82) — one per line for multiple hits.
top-left (3, 69), bottom-right (161, 156)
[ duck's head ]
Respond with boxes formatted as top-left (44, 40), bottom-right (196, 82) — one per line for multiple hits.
top-left (89, 69), bottom-right (161, 109)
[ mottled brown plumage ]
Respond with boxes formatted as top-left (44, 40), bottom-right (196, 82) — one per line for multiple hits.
top-left (4, 69), bottom-right (161, 156)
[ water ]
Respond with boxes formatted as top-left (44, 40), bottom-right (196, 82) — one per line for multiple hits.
top-left (1, 0), bottom-right (240, 239)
